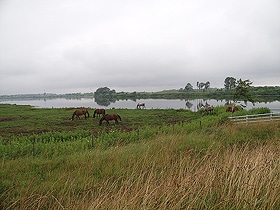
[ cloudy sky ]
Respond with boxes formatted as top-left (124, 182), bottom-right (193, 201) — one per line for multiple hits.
top-left (0, 0), bottom-right (279, 95)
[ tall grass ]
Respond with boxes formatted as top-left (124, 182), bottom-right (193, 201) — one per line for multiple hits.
top-left (85, 139), bottom-right (279, 210)
top-left (1, 121), bottom-right (279, 209)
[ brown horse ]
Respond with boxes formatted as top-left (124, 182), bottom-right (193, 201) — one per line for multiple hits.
top-left (93, 109), bottom-right (105, 118)
top-left (72, 109), bottom-right (90, 120)
top-left (226, 106), bottom-right (239, 113)
top-left (203, 105), bottom-right (214, 115)
top-left (136, 103), bottom-right (146, 109)
top-left (99, 114), bottom-right (121, 125)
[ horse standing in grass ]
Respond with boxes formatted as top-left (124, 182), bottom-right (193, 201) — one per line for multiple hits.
top-left (203, 105), bottom-right (214, 115)
top-left (226, 106), bottom-right (239, 113)
top-left (99, 114), bottom-right (121, 125)
top-left (136, 103), bottom-right (146, 109)
top-left (93, 109), bottom-right (105, 118)
top-left (72, 109), bottom-right (90, 120)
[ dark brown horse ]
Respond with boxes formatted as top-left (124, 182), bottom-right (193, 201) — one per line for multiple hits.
top-left (72, 109), bottom-right (90, 120)
top-left (99, 114), bottom-right (121, 125)
top-left (203, 105), bottom-right (214, 115)
top-left (136, 103), bottom-right (146, 109)
top-left (93, 109), bottom-right (105, 117)
top-left (226, 106), bottom-right (239, 113)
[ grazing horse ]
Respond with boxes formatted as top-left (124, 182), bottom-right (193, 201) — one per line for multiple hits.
top-left (93, 109), bottom-right (105, 118)
top-left (99, 114), bottom-right (121, 125)
top-left (72, 109), bottom-right (90, 120)
top-left (203, 105), bottom-right (214, 115)
top-left (136, 103), bottom-right (146, 109)
top-left (226, 106), bottom-right (239, 113)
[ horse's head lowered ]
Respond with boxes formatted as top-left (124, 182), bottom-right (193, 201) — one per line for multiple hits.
top-left (93, 109), bottom-right (105, 118)
top-left (137, 103), bottom-right (146, 109)
top-left (99, 114), bottom-right (121, 125)
top-left (226, 106), bottom-right (239, 113)
top-left (72, 109), bottom-right (90, 120)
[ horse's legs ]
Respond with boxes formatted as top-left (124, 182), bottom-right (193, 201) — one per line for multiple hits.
top-left (115, 119), bottom-right (119, 124)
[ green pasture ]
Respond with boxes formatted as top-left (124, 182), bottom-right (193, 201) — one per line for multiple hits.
top-left (0, 104), bottom-right (198, 135)
top-left (1, 104), bottom-right (279, 209)
top-left (0, 104), bottom-right (272, 158)
top-left (0, 104), bottom-right (198, 157)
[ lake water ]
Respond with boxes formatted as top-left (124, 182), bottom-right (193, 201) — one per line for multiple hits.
top-left (1, 98), bottom-right (279, 113)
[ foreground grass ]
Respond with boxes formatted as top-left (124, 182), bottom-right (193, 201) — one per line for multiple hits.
top-left (1, 121), bottom-right (280, 209)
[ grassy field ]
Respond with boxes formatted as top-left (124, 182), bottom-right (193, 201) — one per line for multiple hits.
top-left (0, 104), bottom-right (279, 209)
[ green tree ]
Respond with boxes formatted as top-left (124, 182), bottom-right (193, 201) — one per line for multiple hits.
top-left (224, 77), bottom-right (236, 90)
top-left (94, 87), bottom-right (117, 106)
top-left (204, 81), bottom-right (210, 91)
top-left (233, 79), bottom-right (254, 105)
top-left (94, 87), bottom-right (116, 96)
top-left (197, 82), bottom-right (205, 92)
top-left (184, 83), bottom-right (193, 92)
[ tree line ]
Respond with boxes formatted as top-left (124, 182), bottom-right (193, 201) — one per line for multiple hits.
top-left (93, 77), bottom-right (279, 106)
top-left (1, 77), bottom-right (278, 105)
top-left (181, 77), bottom-right (250, 92)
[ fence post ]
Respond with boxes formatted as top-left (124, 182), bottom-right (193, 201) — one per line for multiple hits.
top-left (270, 113), bottom-right (272, 121)
top-left (246, 115), bottom-right (248, 125)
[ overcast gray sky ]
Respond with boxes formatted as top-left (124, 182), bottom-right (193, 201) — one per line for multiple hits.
top-left (0, 0), bottom-right (279, 95)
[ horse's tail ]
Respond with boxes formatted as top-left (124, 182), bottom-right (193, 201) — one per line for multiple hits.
top-left (118, 114), bottom-right (121, 121)
top-left (86, 110), bottom-right (90, 118)
top-left (93, 110), bottom-right (96, 118)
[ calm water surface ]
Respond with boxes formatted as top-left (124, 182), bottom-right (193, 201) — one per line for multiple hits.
top-left (1, 98), bottom-right (279, 112)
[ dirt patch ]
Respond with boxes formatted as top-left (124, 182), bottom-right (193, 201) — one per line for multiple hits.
top-left (0, 125), bottom-right (52, 137)
top-left (56, 121), bottom-right (75, 126)
top-left (0, 117), bottom-right (16, 122)
top-left (0, 116), bottom-right (30, 122)
top-left (0, 117), bottom-right (21, 122)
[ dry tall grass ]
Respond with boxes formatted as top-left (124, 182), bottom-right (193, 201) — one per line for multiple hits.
top-left (82, 136), bottom-right (280, 210)
top-left (2, 124), bottom-right (280, 209)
